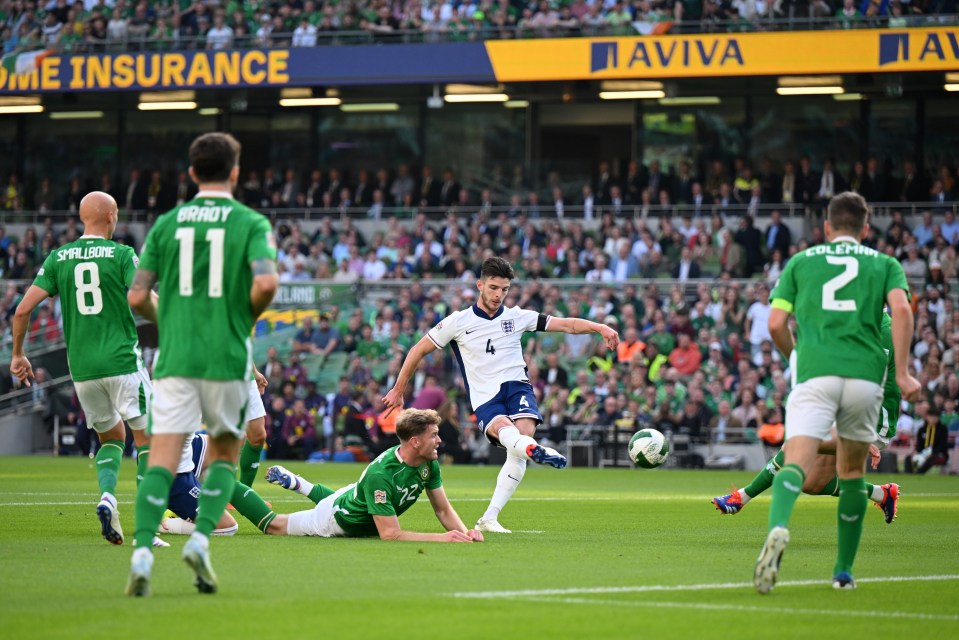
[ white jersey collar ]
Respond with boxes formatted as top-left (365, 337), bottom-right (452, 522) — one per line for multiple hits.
top-left (831, 235), bottom-right (860, 245)
top-left (195, 190), bottom-right (235, 199)
top-left (79, 234), bottom-right (106, 240)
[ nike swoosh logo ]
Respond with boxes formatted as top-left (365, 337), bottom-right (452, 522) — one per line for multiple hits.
top-left (465, 328), bottom-right (480, 334)
top-left (243, 489), bottom-right (252, 498)
top-left (840, 514), bottom-right (860, 522)
top-left (250, 462), bottom-right (260, 469)
top-left (202, 489), bottom-right (222, 497)
top-left (96, 459), bottom-right (112, 465)
top-left (146, 495), bottom-right (166, 507)
top-left (507, 475), bottom-right (520, 482)
top-left (783, 481), bottom-right (801, 493)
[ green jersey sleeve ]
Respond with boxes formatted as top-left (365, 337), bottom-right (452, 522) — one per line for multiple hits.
top-left (363, 474), bottom-right (397, 517)
top-left (425, 460), bottom-right (442, 491)
top-left (32, 251), bottom-right (59, 296)
top-left (770, 257), bottom-right (797, 313)
top-left (119, 245), bottom-right (139, 289)
top-left (138, 220), bottom-right (162, 274)
top-left (246, 215), bottom-right (277, 265)
top-left (883, 256), bottom-right (910, 299)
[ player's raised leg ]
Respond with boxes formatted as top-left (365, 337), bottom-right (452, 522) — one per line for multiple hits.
top-left (713, 450), bottom-right (784, 514)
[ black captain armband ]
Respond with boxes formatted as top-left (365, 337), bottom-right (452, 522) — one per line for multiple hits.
top-left (536, 314), bottom-right (550, 332)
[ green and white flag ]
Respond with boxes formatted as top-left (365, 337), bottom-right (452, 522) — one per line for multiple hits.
top-left (1, 49), bottom-right (52, 75)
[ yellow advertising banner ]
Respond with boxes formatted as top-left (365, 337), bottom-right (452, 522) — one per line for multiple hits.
top-left (485, 27), bottom-right (959, 81)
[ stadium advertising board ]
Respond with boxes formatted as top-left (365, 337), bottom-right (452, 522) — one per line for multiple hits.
top-left (1, 27), bottom-right (957, 93)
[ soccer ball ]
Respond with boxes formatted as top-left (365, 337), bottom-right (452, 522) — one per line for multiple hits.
top-left (628, 429), bottom-right (670, 468)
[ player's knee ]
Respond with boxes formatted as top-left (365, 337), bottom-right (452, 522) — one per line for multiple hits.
top-left (513, 418), bottom-right (537, 437)
top-left (97, 420), bottom-right (126, 443)
top-left (486, 416), bottom-right (515, 437)
top-left (246, 418), bottom-right (266, 446)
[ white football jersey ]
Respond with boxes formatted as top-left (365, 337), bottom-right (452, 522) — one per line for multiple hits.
top-left (428, 304), bottom-right (551, 410)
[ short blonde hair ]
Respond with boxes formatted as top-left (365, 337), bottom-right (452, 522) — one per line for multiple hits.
top-left (396, 408), bottom-right (441, 441)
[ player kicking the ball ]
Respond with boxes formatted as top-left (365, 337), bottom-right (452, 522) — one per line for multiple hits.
top-left (382, 257), bottom-right (619, 534)
top-left (713, 314), bottom-right (901, 524)
top-left (11, 191), bottom-right (158, 547)
top-left (228, 409), bottom-right (483, 542)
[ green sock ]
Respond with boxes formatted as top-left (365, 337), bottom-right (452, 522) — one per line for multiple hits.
top-left (194, 461), bottom-right (237, 537)
top-left (134, 466), bottom-right (174, 549)
top-left (95, 440), bottom-right (125, 496)
top-left (768, 463), bottom-right (806, 531)
top-left (743, 449), bottom-right (784, 498)
top-left (135, 445), bottom-right (150, 488)
top-left (231, 481), bottom-right (276, 533)
top-left (835, 477), bottom-right (868, 576)
top-left (818, 477), bottom-right (839, 496)
top-left (238, 441), bottom-right (264, 487)
top-left (307, 484), bottom-right (335, 505)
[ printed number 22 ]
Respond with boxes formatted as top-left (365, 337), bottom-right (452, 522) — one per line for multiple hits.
top-left (485, 339), bottom-right (496, 355)
top-left (822, 256), bottom-right (858, 312)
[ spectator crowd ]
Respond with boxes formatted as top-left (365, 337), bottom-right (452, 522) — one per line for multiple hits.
top-left (3, 0), bottom-right (957, 56)
top-left (2, 192), bottom-right (958, 472)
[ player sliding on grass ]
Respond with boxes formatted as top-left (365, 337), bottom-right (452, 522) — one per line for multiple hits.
top-left (382, 256), bottom-right (619, 534)
top-left (228, 408), bottom-right (484, 542)
top-left (713, 313), bottom-right (901, 524)
top-left (10, 191), bottom-right (160, 547)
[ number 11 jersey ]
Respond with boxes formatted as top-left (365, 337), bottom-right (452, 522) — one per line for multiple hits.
top-left (770, 237), bottom-right (908, 386)
top-left (139, 191), bottom-right (275, 381)
top-left (33, 236), bottom-right (142, 381)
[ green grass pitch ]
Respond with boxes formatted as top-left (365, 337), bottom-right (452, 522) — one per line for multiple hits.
top-left (1, 456), bottom-right (957, 640)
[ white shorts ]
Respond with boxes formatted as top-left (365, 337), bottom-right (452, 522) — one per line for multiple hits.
top-left (74, 369), bottom-right (153, 432)
top-left (247, 379), bottom-right (266, 421)
top-left (151, 377), bottom-right (249, 439)
top-left (285, 485), bottom-right (352, 538)
top-left (785, 377), bottom-right (882, 444)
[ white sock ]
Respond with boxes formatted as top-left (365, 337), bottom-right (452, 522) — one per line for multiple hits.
top-left (188, 531), bottom-right (210, 547)
top-left (736, 489), bottom-right (751, 505)
top-left (869, 484), bottom-right (885, 503)
top-left (495, 425), bottom-right (538, 460)
top-left (131, 546), bottom-right (153, 565)
top-left (160, 517), bottom-right (196, 535)
top-left (212, 523), bottom-right (238, 536)
top-left (296, 477), bottom-right (314, 496)
top-left (481, 449), bottom-right (527, 521)
top-left (100, 492), bottom-right (117, 508)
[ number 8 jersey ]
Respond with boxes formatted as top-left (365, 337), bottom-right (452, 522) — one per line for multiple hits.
top-left (139, 190), bottom-right (275, 381)
top-left (33, 235), bottom-right (143, 381)
top-left (770, 236), bottom-right (909, 386)
top-left (427, 304), bottom-right (550, 411)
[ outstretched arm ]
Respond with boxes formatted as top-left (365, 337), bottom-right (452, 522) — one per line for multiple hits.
top-left (11, 285), bottom-right (51, 386)
top-left (382, 334), bottom-right (438, 410)
top-left (373, 513), bottom-right (475, 542)
top-left (546, 316), bottom-right (619, 350)
top-left (427, 487), bottom-right (483, 541)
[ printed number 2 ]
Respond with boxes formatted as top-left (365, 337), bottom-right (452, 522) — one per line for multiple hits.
top-left (822, 256), bottom-right (858, 312)
top-left (485, 339), bottom-right (496, 355)
top-left (174, 227), bottom-right (225, 297)
top-left (74, 263), bottom-right (103, 315)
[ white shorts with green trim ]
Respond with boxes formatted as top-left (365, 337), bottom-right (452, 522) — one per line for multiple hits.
top-left (785, 376), bottom-right (882, 444)
top-left (247, 379), bottom-right (266, 422)
top-left (74, 369), bottom-right (152, 432)
top-left (150, 377), bottom-right (249, 439)
top-left (285, 485), bottom-right (352, 538)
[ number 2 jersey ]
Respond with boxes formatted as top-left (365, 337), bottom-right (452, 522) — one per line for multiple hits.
top-left (139, 191), bottom-right (276, 381)
top-left (427, 304), bottom-right (550, 411)
top-left (33, 236), bottom-right (143, 381)
top-left (771, 238), bottom-right (908, 386)
top-left (332, 445), bottom-right (443, 537)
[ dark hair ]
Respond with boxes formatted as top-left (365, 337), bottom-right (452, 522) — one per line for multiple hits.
top-left (396, 408), bottom-right (441, 441)
top-left (189, 132), bottom-right (241, 183)
top-left (481, 256), bottom-right (515, 280)
top-left (828, 191), bottom-right (869, 235)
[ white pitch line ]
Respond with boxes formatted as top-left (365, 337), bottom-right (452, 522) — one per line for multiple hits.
top-left (514, 596), bottom-right (959, 622)
top-left (451, 574), bottom-right (959, 599)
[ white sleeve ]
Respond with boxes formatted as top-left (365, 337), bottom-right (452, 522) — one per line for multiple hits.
top-left (427, 311), bottom-right (460, 348)
top-left (516, 307), bottom-right (551, 333)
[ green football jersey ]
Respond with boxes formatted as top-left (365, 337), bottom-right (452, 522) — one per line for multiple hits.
top-left (32, 236), bottom-right (142, 381)
top-left (771, 239), bottom-right (908, 385)
top-left (333, 446), bottom-right (442, 537)
top-left (139, 192), bottom-right (276, 380)
top-left (878, 314), bottom-right (900, 440)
